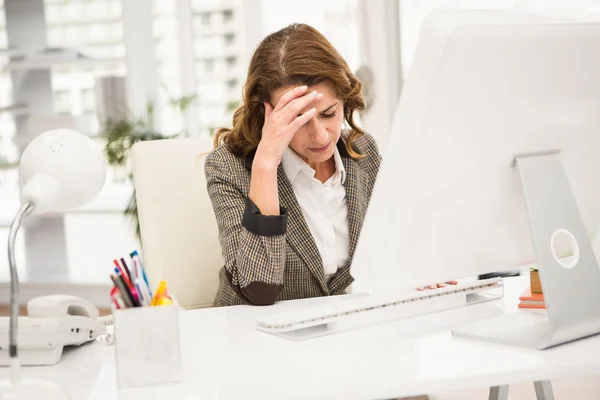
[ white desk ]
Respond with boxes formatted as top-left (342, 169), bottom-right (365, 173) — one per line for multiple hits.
top-left (3, 276), bottom-right (600, 400)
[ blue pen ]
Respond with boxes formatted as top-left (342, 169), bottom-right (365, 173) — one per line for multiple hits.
top-left (129, 253), bottom-right (151, 305)
top-left (131, 250), bottom-right (152, 297)
top-left (133, 277), bottom-right (150, 306)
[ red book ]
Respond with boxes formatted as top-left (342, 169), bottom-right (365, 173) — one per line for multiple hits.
top-left (518, 286), bottom-right (546, 309)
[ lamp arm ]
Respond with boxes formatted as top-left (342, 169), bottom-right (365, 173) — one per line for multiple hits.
top-left (7, 202), bottom-right (35, 382)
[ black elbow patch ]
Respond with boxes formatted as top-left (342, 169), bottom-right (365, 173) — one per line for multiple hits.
top-left (224, 269), bottom-right (283, 306)
top-left (241, 282), bottom-right (283, 306)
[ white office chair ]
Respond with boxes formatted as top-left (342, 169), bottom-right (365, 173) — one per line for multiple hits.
top-left (131, 138), bottom-right (223, 309)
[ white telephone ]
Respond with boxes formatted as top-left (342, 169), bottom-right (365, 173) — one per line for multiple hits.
top-left (0, 295), bottom-right (113, 366)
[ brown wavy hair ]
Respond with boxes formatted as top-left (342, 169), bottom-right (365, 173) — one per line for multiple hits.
top-left (214, 23), bottom-right (366, 159)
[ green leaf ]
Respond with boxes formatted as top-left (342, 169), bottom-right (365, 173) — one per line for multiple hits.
top-left (169, 94), bottom-right (197, 113)
top-left (125, 189), bottom-right (140, 239)
top-left (146, 102), bottom-right (154, 121)
top-left (226, 100), bottom-right (240, 112)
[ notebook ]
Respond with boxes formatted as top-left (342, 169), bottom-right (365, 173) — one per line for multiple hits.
top-left (518, 286), bottom-right (546, 309)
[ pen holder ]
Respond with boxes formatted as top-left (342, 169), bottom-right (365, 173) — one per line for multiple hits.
top-left (113, 305), bottom-right (182, 389)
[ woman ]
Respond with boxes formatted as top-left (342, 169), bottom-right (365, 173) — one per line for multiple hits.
top-left (206, 23), bottom-right (447, 307)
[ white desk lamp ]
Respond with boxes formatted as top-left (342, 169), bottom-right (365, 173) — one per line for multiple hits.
top-left (0, 129), bottom-right (106, 399)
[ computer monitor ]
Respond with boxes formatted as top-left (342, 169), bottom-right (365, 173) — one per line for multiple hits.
top-left (350, 10), bottom-right (600, 349)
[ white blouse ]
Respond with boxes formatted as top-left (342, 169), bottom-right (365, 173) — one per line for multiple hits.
top-left (281, 146), bottom-right (350, 280)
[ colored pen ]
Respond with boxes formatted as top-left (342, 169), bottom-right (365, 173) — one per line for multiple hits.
top-left (141, 279), bottom-right (152, 305)
top-left (110, 287), bottom-right (126, 309)
top-left (133, 280), bottom-right (145, 306)
top-left (113, 266), bottom-right (138, 306)
top-left (115, 294), bottom-right (126, 309)
top-left (110, 287), bottom-right (123, 309)
top-left (119, 271), bottom-right (142, 307)
top-left (130, 253), bottom-right (141, 280)
top-left (129, 255), bottom-right (150, 305)
top-left (120, 258), bottom-right (133, 283)
top-left (111, 274), bottom-right (134, 308)
top-left (131, 251), bottom-right (152, 297)
top-left (114, 271), bottom-right (140, 307)
top-left (113, 259), bottom-right (133, 290)
top-left (129, 286), bottom-right (142, 307)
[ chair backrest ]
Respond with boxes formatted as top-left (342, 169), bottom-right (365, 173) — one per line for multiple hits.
top-left (131, 138), bottom-right (222, 309)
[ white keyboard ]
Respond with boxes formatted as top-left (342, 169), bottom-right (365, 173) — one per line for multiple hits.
top-left (256, 278), bottom-right (504, 340)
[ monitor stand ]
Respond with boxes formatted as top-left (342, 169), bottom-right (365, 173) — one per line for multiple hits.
top-left (452, 151), bottom-right (600, 350)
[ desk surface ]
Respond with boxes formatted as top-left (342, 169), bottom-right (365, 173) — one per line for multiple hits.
top-left (4, 276), bottom-right (600, 400)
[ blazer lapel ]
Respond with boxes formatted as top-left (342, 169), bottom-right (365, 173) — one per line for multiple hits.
top-left (344, 156), bottom-right (369, 262)
top-left (277, 166), bottom-right (329, 294)
top-left (328, 144), bottom-right (369, 294)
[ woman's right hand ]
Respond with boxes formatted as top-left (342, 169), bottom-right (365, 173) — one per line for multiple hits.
top-left (253, 85), bottom-right (323, 171)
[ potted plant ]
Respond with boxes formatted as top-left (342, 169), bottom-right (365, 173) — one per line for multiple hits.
top-left (100, 96), bottom-right (196, 238)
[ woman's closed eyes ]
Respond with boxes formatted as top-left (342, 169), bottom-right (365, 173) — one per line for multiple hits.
top-left (298, 111), bottom-right (336, 127)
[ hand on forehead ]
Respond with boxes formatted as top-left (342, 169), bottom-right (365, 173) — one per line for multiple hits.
top-left (269, 81), bottom-right (339, 114)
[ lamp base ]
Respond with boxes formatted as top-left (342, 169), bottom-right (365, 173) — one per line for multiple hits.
top-left (0, 377), bottom-right (70, 400)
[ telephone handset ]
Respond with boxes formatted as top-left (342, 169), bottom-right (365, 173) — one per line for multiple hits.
top-left (0, 295), bottom-right (113, 366)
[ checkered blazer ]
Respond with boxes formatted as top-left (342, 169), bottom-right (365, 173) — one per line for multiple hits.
top-left (205, 132), bottom-right (381, 307)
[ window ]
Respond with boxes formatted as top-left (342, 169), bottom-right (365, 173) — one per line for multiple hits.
top-left (197, 83), bottom-right (228, 102)
top-left (0, 0), bottom-right (367, 285)
top-left (64, 2), bottom-right (83, 20)
top-left (156, 38), bottom-right (178, 60)
top-left (260, 0), bottom-right (362, 72)
top-left (200, 12), bottom-right (211, 26)
top-left (154, 16), bottom-right (176, 37)
top-left (45, 3), bottom-right (59, 21)
top-left (191, 1), bottom-right (246, 137)
top-left (224, 33), bottom-right (235, 45)
top-left (89, 23), bottom-right (108, 42)
top-left (0, 0), bottom-right (15, 178)
top-left (223, 9), bottom-right (234, 23)
top-left (0, 0), bottom-right (132, 285)
top-left (195, 36), bottom-right (224, 56)
top-left (82, 89), bottom-right (95, 113)
top-left (54, 90), bottom-right (71, 114)
top-left (152, 1), bottom-right (184, 137)
top-left (205, 59), bottom-right (214, 73)
top-left (226, 78), bottom-right (237, 90)
top-left (225, 55), bottom-right (236, 67)
top-left (47, 26), bottom-right (64, 44)
top-left (85, 1), bottom-right (108, 19)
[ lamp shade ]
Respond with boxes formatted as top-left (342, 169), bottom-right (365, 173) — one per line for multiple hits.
top-left (19, 129), bottom-right (106, 213)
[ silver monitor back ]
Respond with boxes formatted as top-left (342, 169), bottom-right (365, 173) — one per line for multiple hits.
top-left (350, 10), bottom-right (600, 348)
top-left (351, 10), bottom-right (600, 292)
